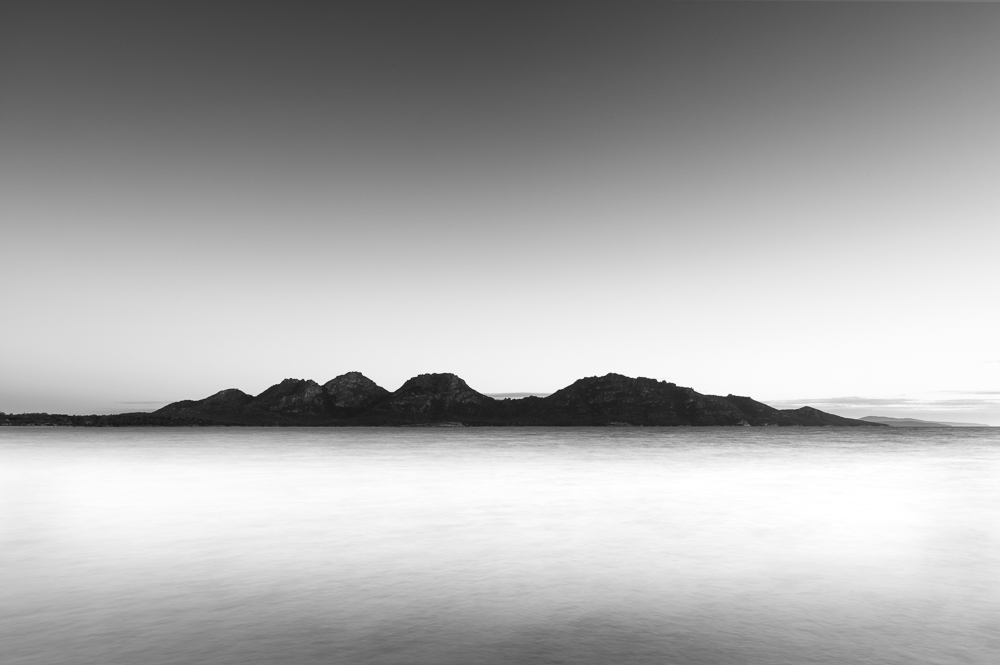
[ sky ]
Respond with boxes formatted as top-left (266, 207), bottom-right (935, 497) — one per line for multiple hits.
top-left (2, 2), bottom-right (999, 423)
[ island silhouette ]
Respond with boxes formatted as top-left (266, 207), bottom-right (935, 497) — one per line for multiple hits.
top-left (2, 373), bottom-right (879, 427)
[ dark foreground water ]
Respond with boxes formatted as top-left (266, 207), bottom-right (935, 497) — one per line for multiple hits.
top-left (1, 427), bottom-right (998, 665)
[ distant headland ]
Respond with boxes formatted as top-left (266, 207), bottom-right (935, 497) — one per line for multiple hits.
top-left (1, 372), bottom-right (881, 427)
top-left (859, 416), bottom-right (990, 428)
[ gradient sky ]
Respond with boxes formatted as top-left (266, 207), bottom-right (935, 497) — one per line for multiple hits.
top-left (2, 2), bottom-right (999, 422)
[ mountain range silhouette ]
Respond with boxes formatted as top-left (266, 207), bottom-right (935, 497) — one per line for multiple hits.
top-left (1, 373), bottom-right (882, 427)
top-left (147, 372), bottom-right (876, 427)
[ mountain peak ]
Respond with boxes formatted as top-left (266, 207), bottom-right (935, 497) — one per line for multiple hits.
top-left (202, 388), bottom-right (253, 407)
top-left (323, 372), bottom-right (388, 409)
top-left (400, 373), bottom-right (473, 391)
top-left (359, 373), bottom-right (497, 424)
top-left (250, 378), bottom-right (325, 415)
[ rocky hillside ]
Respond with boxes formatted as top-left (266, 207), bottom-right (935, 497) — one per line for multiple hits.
top-left (154, 371), bottom-right (391, 424)
top-left (323, 372), bottom-right (389, 410)
top-left (507, 374), bottom-right (872, 426)
top-left (356, 373), bottom-right (501, 425)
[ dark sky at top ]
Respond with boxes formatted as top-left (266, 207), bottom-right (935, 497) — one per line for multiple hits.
top-left (8, 3), bottom-right (988, 173)
top-left (2, 2), bottom-right (999, 420)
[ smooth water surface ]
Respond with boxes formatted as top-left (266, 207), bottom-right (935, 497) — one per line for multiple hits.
top-left (1, 427), bottom-right (998, 664)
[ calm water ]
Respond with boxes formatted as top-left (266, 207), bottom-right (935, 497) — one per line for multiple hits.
top-left (1, 427), bottom-right (998, 665)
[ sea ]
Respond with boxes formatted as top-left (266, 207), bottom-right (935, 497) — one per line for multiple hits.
top-left (1, 426), bottom-right (998, 665)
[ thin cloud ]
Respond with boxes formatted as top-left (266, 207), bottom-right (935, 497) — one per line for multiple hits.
top-left (767, 396), bottom-right (921, 408)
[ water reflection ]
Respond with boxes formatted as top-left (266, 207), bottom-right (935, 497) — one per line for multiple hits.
top-left (1, 427), bottom-right (998, 664)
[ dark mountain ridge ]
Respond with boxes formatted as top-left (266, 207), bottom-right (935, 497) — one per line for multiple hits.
top-left (148, 372), bottom-right (873, 427)
top-left (154, 372), bottom-right (391, 425)
top-left (2, 372), bottom-right (881, 427)
top-left (355, 373), bottom-right (500, 425)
